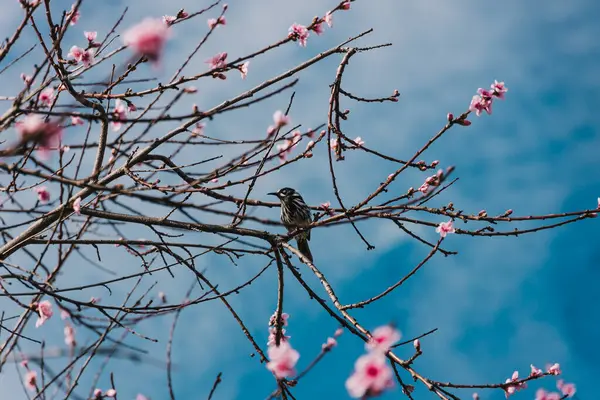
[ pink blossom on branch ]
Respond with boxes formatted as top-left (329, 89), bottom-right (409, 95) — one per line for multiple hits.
top-left (66, 4), bottom-right (80, 25)
top-left (346, 352), bottom-right (394, 398)
top-left (25, 370), bottom-right (37, 391)
top-left (546, 362), bottom-right (561, 375)
top-left (73, 197), bottom-right (81, 215)
top-left (71, 115), bottom-right (84, 126)
top-left (557, 380), bottom-right (576, 397)
top-left (239, 61), bottom-right (249, 79)
top-left (111, 99), bottom-right (128, 131)
top-left (535, 388), bottom-right (562, 400)
top-left (366, 325), bottom-right (401, 353)
top-left (64, 324), bottom-right (76, 346)
top-left (324, 12), bottom-right (333, 28)
top-left (207, 16), bottom-right (226, 29)
top-left (266, 341), bottom-right (300, 379)
top-left (84, 31), bottom-right (97, 42)
top-left (39, 87), bottom-right (55, 107)
top-left (267, 110), bottom-right (290, 136)
top-left (34, 187), bottom-right (50, 203)
top-left (16, 114), bottom-right (63, 158)
top-left (35, 300), bottom-right (53, 327)
top-left (123, 18), bottom-right (172, 64)
top-left (436, 220), bottom-right (455, 238)
top-left (288, 23), bottom-right (309, 47)
top-left (206, 52), bottom-right (228, 70)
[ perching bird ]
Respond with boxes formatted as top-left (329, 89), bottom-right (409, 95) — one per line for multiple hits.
top-left (268, 187), bottom-right (313, 262)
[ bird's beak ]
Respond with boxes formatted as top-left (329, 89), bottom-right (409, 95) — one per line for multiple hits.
top-left (268, 192), bottom-right (279, 197)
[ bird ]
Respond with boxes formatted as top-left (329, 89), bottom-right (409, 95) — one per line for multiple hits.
top-left (268, 187), bottom-right (313, 262)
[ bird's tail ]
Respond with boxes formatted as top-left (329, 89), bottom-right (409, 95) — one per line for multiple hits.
top-left (296, 238), bottom-right (313, 263)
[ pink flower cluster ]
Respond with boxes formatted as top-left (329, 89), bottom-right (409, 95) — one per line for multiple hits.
top-left (288, 23), bottom-right (309, 47)
top-left (346, 325), bottom-right (401, 398)
top-left (206, 52), bottom-right (228, 70)
top-left (123, 18), bottom-right (172, 63)
top-left (267, 110), bottom-right (290, 136)
top-left (418, 168), bottom-right (445, 195)
top-left (16, 114), bottom-right (63, 159)
top-left (535, 379), bottom-right (576, 399)
top-left (93, 388), bottom-right (117, 399)
top-left (68, 45), bottom-right (95, 67)
top-left (34, 300), bottom-right (53, 328)
top-left (208, 16), bottom-right (226, 29)
top-left (266, 311), bottom-right (299, 379)
top-left (469, 80), bottom-right (508, 117)
top-left (111, 99), bottom-right (131, 131)
top-left (276, 131), bottom-right (302, 163)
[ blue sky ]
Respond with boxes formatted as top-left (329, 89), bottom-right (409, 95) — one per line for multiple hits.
top-left (1, 0), bottom-right (599, 399)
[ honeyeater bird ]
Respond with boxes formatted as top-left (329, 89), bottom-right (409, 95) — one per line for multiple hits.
top-left (268, 187), bottom-right (313, 262)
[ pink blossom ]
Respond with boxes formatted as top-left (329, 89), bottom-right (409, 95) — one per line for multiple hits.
top-left (266, 341), bottom-right (300, 379)
top-left (330, 137), bottom-right (339, 151)
top-left (80, 49), bottom-right (95, 67)
top-left (469, 94), bottom-right (492, 116)
top-left (341, 1), bottom-right (351, 10)
top-left (346, 352), bottom-right (394, 398)
top-left (123, 18), bottom-right (171, 63)
top-left (366, 325), bottom-right (401, 353)
top-left (456, 118), bottom-right (472, 126)
top-left (269, 311), bottom-right (289, 327)
top-left (322, 337), bottom-right (337, 350)
top-left (306, 140), bottom-right (315, 152)
top-left (105, 389), bottom-right (117, 398)
top-left (557, 380), bottom-right (576, 397)
top-left (597, 197), bottom-right (600, 209)
top-left (34, 186), bottom-right (50, 203)
top-left (546, 363), bottom-right (561, 375)
top-left (334, 327), bottom-right (344, 337)
top-left (191, 122), bottom-right (205, 136)
top-left (111, 99), bottom-right (128, 131)
top-left (35, 300), bottom-right (53, 327)
top-left (68, 45), bottom-right (84, 60)
top-left (25, 370), bottom-right (37, 391)
top-left (16, 115), bottom-right (63, 158)
top-left (436, 220), bottom-right (455, 238)
top-left (491, 80), bottom-right (508, 99)
top-left (267, 327), bottom-right (291, 346)
top-left (206, 52), bottom-right (228, 70)
top-left (71, 115), bottom-right (84, 126)
top-left (21, 73), bottom-right (33, 85)
top-left (240, 61), bottom-right (249, 79)
top-left (504, 370), bottom-right (526, 397)
top-left (288, 23), bottom-right (309, 47)
top-left (39, 87), bottom-right (55, 107)
top-left (267, 110), bottom-right (290, 135)
top-left (313, 22), bottom-right (324, 35)
top-left (473, 393), bottom-right (479, 400)
top-left (64, 324), bottom-right (76, 346)
top-left (354, 136), bottom-right (364, 147)
top-left (60, 310), bottom-right (70, 320)
top-left (535, 389), bottom-right (562, 400)
top-left (324, 12), bottom-right (333, 27)
top-left (66, 4), bottom-right (80, 25)
top-left (413, 339), bottom-right (421, 351)
top-left (137, 395), bottom-right (149, 400)
top-left (73, 197), bottom-right (81, 215)
top-left (84, 31), bottom-right (97, 41)
top-left (163, 15), bottom-right (176, 25)
top-left (530, 364), bottom-right (543, 376)
top-left (93, 389), bottom-right (102, 399)
top-left (207, 16), bottom-right (226, 28)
